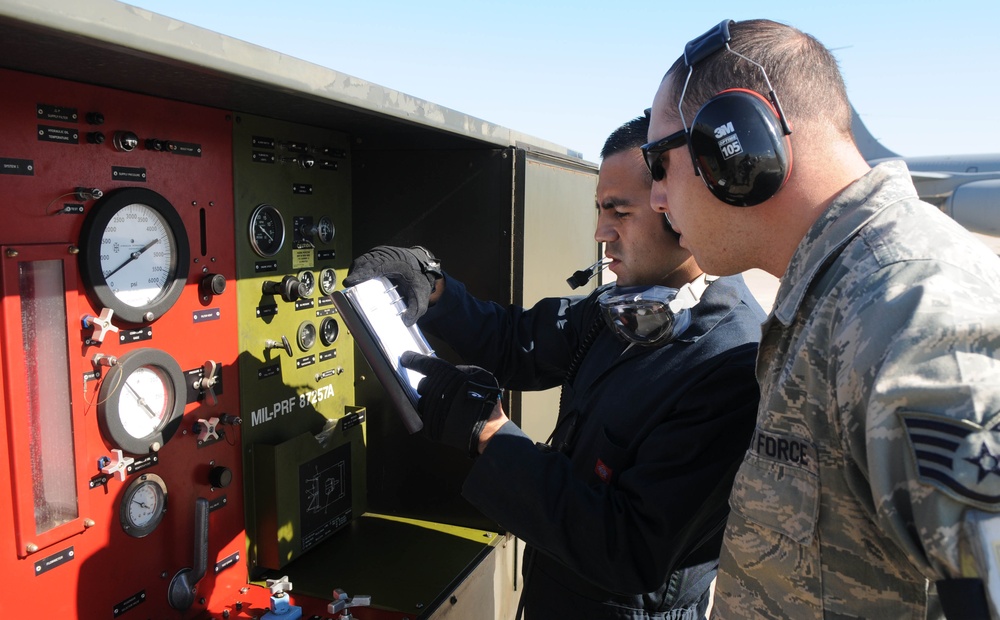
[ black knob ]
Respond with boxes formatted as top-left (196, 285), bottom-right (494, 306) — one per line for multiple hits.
top-left (199, 274), bottom-right (227, 297)
top-left (208, 466), bottom-right (232, 489)
top-left (86, 112), bottom-right (104, 125)
top-left (262, 275), bottom-right (306, 303)
top-left (86, 131), bottom-right (105, 145)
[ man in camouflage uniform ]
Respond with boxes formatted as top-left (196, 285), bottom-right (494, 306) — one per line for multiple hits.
top-left (645, 18), bottom-right (1000, 619)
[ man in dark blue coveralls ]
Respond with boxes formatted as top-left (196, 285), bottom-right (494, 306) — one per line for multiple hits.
top-left (344, 115), bottom-right (765, 619)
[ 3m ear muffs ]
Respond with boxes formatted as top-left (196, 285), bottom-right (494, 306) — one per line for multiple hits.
top-left (678, 19), bottom-right (794, 207)
top-left (688, 88), bottom-right (793, 207)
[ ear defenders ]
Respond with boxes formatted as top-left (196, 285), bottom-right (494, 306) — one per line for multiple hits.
top-left (688, 88), bottom-right (792, 207)
top-left (678, 19), bottom-right (793, 207)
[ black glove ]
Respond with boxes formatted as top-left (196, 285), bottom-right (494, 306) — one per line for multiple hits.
top-left (343, 246), bottom-right (442, 326)
top-left (399, 351), bottom-right (501, 458)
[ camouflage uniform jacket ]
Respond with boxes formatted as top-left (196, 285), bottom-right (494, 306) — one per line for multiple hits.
top-left (712, 160), bottom-right (1000, 619)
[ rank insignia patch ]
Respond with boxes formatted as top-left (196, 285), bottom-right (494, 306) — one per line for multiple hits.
top-left (899, 410), bottom-right (1000, 510)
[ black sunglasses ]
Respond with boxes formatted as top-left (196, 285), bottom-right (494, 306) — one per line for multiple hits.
top-left (641, 129), bottom-right (688, 182)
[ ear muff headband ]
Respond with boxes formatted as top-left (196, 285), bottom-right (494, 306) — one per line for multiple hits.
top-left (677, 19), bottom-right (793, 207)
top-left (688, 88), bottom-right (793, 207)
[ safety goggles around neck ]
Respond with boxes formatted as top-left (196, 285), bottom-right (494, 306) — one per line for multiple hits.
top-left (597, 275), bottom-right (713, 346)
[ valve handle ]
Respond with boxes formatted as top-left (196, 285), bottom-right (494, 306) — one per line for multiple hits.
top-left (168, 498), bottom-right (210, 610)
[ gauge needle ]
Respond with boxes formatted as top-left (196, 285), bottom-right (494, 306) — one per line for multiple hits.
top-left (124, 382), bottom-right (158, 419)
top-left (104, 238), bottom-right (160, 279)
top-left (259, 227), bottom-right (274, 242)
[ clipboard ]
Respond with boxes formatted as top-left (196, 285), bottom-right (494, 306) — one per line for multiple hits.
top-left (331, 276), bottom-right (432, 434)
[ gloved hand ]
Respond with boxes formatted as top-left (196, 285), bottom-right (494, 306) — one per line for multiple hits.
top-left (399, 351), bottom-right (501, 458)
top-left (343, 246), bottom-right (442, 325)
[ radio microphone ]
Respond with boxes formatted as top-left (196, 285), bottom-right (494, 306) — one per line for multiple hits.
top-left (566, 259), bottom-right (611, 290)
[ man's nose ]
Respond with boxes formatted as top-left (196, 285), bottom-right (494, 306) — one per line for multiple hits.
top-left (650, 182), bottom-right (669, 214)
top-left (594, 212), bottom-right (617, 242)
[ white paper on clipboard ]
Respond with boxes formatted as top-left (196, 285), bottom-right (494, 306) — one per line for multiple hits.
top-left (331, 276), bottom-right (434, 433)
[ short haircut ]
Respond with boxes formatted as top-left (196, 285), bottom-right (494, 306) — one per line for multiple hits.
top-left (601, 115), bottom-right (651, 160)
top-left (599, 115), bottom-right (675, 237)
top-left (662, 19), bottom-right (852, 138)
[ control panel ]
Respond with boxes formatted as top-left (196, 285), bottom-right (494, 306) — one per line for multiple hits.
top-left (231, 114), bottom-right (365, 574)
top-left (0, 68), bottom-right (496, 620)
top-left (0, 68), bottom-right (247, 617)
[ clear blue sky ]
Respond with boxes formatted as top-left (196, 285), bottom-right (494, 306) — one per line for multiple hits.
top-left (128, 0), bottom-right (999, 163)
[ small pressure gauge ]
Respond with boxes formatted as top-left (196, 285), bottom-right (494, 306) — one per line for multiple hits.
top-left (249, 203), bottom-right (285, 257)
top-left (120, 473), bottom-right (168, 538)
top-left (316, 216), bottom-right (335, 244)
top-left (98, 348), bottom-right (186, 455)
top-left (318, 267), bottom-right (337, 296)
top-left (297, 321), bottom-right (317, 351)
top-left (297, 270), bottom-right (315, 297)
top-left (320, 317), bottom-right (339, 346)
top-left (78, 187), bottom-right (190, 324)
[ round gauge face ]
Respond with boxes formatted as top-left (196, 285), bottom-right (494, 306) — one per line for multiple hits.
top-left (297, 321), bottom-right (317, 351)
top-left (297, 270), bottom-right (315, 297)
top-left (120, 474), bottom-right (167, 538)
top-left (249, 204), bottom-right (285, 257)
top-left (316, 216), bottom-right (335, 244)
top-left (102, 205), bottom-right (175, 308)
top-left (119, 366), bottom-right (171, 440)
top-left (320, 317), bottom-right (339, 346)
top-left (98, 348), bottom-right (186, 455)
top-left (318, 267), bottom-right (337, 296)
top-left (79, 188), bottom-right (190, 324)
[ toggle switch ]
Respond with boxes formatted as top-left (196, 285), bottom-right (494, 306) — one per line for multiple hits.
top-left (264, 335), bottom-right (293, 358)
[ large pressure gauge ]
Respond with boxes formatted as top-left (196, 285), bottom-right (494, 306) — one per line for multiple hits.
top-left (98, 348), bottom-right (186, 455)
top-left (249, 203), bottom-right (285, 257)
top-left (120, 473), bottom-right (168, 538)
top-left (79, 187), bottom-right (190, 324)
